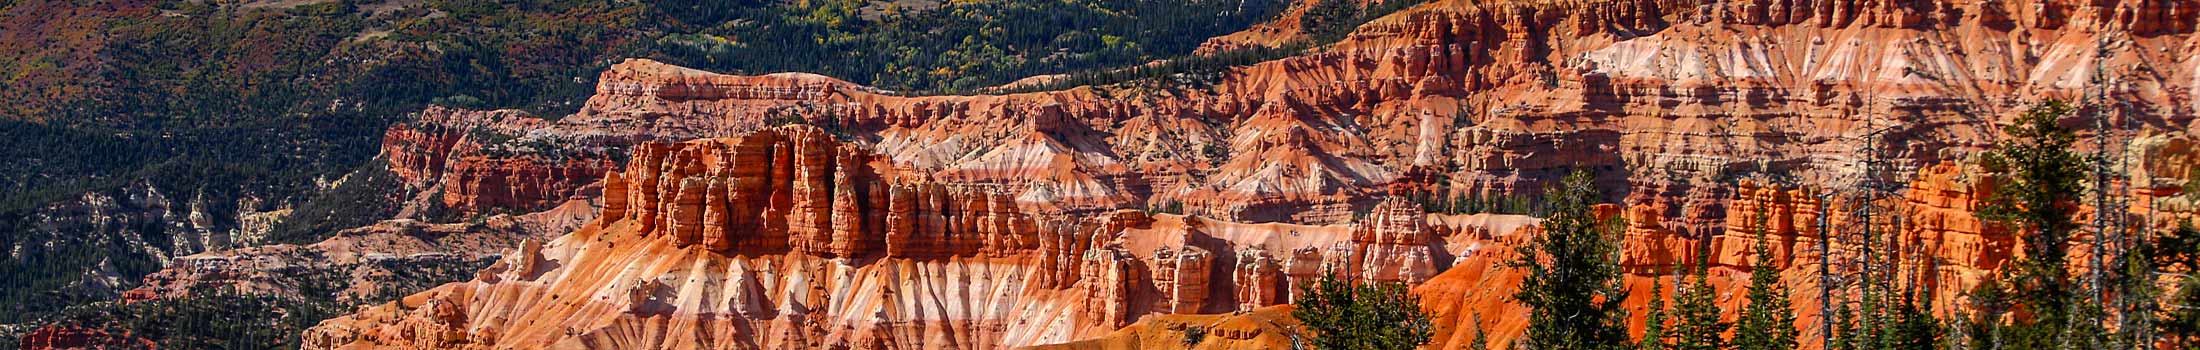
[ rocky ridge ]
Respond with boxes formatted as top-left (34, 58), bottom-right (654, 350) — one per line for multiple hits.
top-left (121, 197), bottom-right (597, 303)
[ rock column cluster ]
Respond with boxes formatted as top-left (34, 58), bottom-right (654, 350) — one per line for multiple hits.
top-left (1080, 245), bottom-right (1140, 329)
top-left (1716, 180), bottom-right (1824, 269)
top-left (1232, 248), bottom-right (1283, 310)
top-left (1153, 246), bottom-right (1213, 314)
top-left (1340, 198), bottom-right (1440, 284)
top-left (599, 126), bottom-right (1048, 259)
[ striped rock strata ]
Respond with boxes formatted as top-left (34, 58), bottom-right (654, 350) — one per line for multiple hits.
top-left (302, 127), bottom-right (1498, 350)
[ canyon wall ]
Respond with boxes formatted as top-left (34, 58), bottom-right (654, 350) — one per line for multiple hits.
top-left (304, 128), bottom-right (1491, 350)
top-left (381, 107), bottom-right (622, 218)
top-left (1417, 155), bottom-right (2200, 350)
top-left (278, 0), bottom-right (2200, 349)
top-left (370, 0), bottom-right (2198, 233)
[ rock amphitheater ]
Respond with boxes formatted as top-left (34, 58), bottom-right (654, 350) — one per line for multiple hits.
top-left (112, 0), bottom-right (2200, 349)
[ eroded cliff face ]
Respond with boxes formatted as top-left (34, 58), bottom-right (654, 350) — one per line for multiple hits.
top-left (381, 107), bottom-right (623, 218)
top-left (2132, 130), bottom-right (2200, 225)
top-left (275, 0), bottom-right (2200, 349)
top-left (365, 0), bottom-right (2197, 232)
top-left (305, 128), bottom-right (1497, 350)
top-left (1416, 154), bottom-right (2199, 350)
top-left (105, 109), bottom-right (624, 310)
top-left (1358, 0), bottom-right (2194, 233)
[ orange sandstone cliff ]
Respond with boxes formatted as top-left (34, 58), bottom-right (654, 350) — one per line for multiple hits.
top-left (345, 0), bottom-right (2200, 235)
top-left (259, 0), bottom-right (2200, 348)
top-left (302, 128), bottom-right (1506, 350)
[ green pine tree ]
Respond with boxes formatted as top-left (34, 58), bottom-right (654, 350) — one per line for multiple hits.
top-left (2155, 220), bottom-right (2200, 273)
top-left (1640, 277), bottom-right (1673, 350)
top-left (1832, 302), bottom-right (1861, 350)
top-left (2157, 220), bottom-right (2200, 348)
top-left (1733, 221), bottom-right (1799, 350)
top-left (2067, 297), bottom-right (2111, 348)
top-left (1885, 294), bottom-right (1943, 350)
top-left (2111, 228), bottom-right (2160, 349)
top-left (1292, 272), bottom-right (1434, 350)
top-left (1671, 241), bottom-right (1727, 350)
top-left (1513, 170), bottom-right (1632, 350)
top-left (1861, 288), bottom-right (1894, 350)
top-left (1976, 100), bottom-right (2086, 349)
top-left (1963, 278), bottom-right (2013, 350)
top-left (1470, 314), bottom-right (1493, 350)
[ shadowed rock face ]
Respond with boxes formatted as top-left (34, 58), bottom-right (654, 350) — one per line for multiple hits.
top-left (278, 0), bottom-right (2200, 349)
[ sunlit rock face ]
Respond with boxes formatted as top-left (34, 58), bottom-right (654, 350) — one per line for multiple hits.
top-left (1416, 158), bottom-right (2190, 350)
top-left (381, 0), bottom-right (2195, 234)
top-left (302, 0), bottom-right (2200, 349)
top-left (305, 129), bottom-right (1487, 350)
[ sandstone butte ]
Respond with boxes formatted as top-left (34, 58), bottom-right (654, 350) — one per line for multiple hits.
top-left (107, 0), bottom-right (2200, 349)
